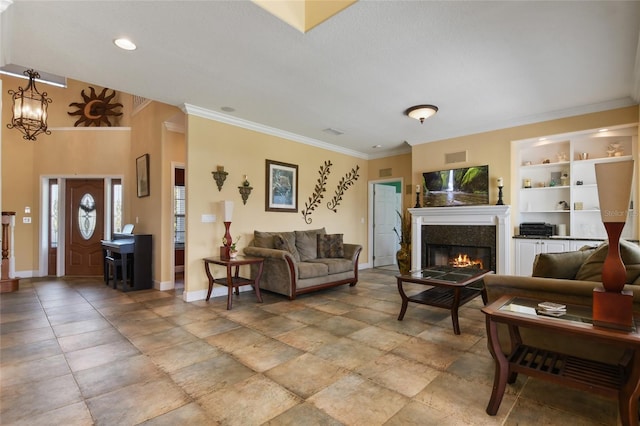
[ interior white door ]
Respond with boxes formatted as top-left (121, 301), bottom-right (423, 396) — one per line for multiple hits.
top-left (373, 184), bottom-right (400, 267)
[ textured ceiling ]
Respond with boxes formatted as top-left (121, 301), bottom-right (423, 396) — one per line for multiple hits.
top-left (1, 1), bottom-right (639, 159)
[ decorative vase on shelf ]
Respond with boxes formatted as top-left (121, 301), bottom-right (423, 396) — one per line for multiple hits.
top-left (396, 243), bottom-right (411, 275)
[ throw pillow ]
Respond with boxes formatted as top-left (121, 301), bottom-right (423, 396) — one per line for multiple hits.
top-left (317, 234), bottom-right (345, 258)
top-left (253, 230), bottom-right (276, 249)
top-left (273, 233), bottom-right (301, 262)
top-left (532, 248), bottom-right (595, 279)
top-left (575, 239), bottom-right (640, 283)
top-left (295, 228), bottom-right (326, 261)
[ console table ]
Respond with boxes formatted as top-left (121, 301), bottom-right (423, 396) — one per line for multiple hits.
top-left (482, 296), bottom-right (640, 426)
top-left (203, 256), bottom-right (264, 310)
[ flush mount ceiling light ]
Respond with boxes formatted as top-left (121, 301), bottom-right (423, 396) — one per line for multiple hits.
top-left (114, 38), bottom-right (137, 51)
top-left (405, 104), bottom-right (438, 124)
top-left (7, 69), bottom-right (52, 141)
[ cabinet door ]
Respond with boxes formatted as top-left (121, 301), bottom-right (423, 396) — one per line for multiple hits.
top-left (570, 240), bottom-right (602, 251)
top-left (541, 239), bottom-right (569, 254)
top-left (515, 239), bottom-right (541, 276)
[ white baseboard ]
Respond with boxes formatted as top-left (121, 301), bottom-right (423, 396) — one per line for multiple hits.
top-left (155, 280), bottom-right (174, 291)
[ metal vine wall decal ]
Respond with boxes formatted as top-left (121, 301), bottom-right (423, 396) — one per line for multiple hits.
top-left (327, 165), bottom-right (360, 213)
top-left (302, 160), bottom-right (332, 224)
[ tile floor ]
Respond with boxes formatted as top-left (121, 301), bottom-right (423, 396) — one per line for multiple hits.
top-left (0, 269), bottom-right (621, 425)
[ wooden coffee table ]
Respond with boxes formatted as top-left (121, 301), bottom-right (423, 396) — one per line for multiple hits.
top-left (482, 296), bottom-right (640, 425)
top-left (203, 255), bottom-right (264, 310)
top-left (397, 266), bottom-right (492, 334)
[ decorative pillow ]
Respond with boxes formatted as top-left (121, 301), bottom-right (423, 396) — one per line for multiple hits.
top-left (317, 234), bottom-right (345, 258)
top-left (532, 248), bottom-right (595, 279)
top-left (575, 239), bottom-right (640, 283)
top-left (253, 230), bottom-right (276, 249)
top-left (295, 228), bottom-right (326, 261)
top-left (273, 233), bottom-right (301, 262)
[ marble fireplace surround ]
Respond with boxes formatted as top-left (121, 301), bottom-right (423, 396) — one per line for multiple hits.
top-left (409, 205), bottom-right (511, 275)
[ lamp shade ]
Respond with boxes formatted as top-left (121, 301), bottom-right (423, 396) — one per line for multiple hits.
top-left (595, 160), bottom-right (634, 223)
top-left (221, 200), bottom-right (233, 222)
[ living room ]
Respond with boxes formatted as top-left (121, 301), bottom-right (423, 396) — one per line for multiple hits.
top-left (1, 1), bottom-right (640, 423)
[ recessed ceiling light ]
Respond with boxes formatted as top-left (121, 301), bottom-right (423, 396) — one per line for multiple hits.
top-left (372, 144), bottom-right (382, 148)
top-left (114, 38), bottom-right (137, 51)
top-left (221, 106), bottom-right (235, 112)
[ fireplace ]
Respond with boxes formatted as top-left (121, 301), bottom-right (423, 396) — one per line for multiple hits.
top-left (423, 224), bottom-right (496, 271)
top-left (409, 205), bottom-right (511, 274)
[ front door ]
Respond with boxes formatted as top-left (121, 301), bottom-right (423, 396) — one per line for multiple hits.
top-left (65, 179), bottom-right (104, 275)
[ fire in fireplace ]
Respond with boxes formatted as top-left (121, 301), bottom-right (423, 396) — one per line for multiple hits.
top-left (426, 243), bottom-right (491, 270)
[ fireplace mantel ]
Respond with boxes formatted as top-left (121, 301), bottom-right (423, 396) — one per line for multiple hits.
top-left (409, 205), bottom-right (511, 274)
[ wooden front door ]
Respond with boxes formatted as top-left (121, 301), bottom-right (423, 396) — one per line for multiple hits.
top-left (65, 179), bottom-right (104, 276)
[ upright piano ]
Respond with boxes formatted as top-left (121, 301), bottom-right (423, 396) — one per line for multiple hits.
top-left (100, 233), bottom-right (152, 292)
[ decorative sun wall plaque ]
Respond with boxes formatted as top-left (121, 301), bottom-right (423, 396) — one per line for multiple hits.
top-left (68, 87), bottom-right (123, 127)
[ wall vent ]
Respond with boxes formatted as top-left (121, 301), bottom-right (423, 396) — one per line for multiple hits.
top-left (445, 150), bottom-right (467, 164)
top-left (379, 168), bottom-right (392, 177)
top-left (132, 96), bottom-right (152, 115)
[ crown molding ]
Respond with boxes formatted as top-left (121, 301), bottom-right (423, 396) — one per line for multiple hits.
top-left (164, 121), bottom-right (184, 134)
top-left (0, 0), bottom-right (13, 13)
top-left (181, 103), bottom-right (368, 160)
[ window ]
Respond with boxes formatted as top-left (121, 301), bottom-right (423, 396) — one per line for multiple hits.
top-left (174, 168), bottom-right (185, 244)
top-left (49, 180), bottom-right (58, 247)
top-left (112, 179), bottom-right (122, 233)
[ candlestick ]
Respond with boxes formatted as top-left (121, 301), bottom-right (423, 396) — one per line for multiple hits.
top-left (416, 184), bottom-right (420, 193)
top-left (497, 177), bottom-right (503, 187)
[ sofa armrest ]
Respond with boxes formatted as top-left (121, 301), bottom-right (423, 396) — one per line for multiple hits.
top-left (243, 246), bottom-right (294, 262)
top-left (343, 243), bottom-right (362, 263)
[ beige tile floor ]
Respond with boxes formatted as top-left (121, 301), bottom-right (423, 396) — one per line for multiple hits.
top-left (0, 269), bottom-right (621, 425)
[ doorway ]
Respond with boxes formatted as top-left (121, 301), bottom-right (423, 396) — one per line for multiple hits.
top-left (370, 179), bottom-right (403, 269)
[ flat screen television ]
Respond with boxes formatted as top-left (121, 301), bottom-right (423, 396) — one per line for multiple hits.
top-left (422, 165), bottom-right (489, 207)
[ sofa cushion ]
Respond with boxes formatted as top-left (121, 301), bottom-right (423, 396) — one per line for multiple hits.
top-left (298, 261), bottom-right (329, 279)
top-left (308, 258), bottom-right (353, 274)
top-left (273, 233), bottom-right (301, 262)
top-left (253, 230), bottom-right (295, 250)
top-left (575, 239), bottom-right (640, 283)
top-left (317, 234), bottom-right (345, 258)
top-left (295, 228), bottom-right (326, 261)
top-left (532, 247), bottom-right (596, 279)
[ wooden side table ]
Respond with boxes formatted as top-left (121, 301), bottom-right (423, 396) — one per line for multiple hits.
top-left (202, 255), bottom-right (264, 310)
top-left (482, 296), bottom-right (640, 426)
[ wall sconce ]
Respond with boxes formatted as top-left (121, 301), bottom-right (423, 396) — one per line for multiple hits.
top-left (7, 69), bottom-right (52, 140)
top-left (238, 175), bottom-right (252, 205)
top-left (211, 165), bottom-right (228, 191)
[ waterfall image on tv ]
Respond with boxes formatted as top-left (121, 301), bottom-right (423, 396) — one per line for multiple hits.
top-left (422, 165), bottom-right (489, 207)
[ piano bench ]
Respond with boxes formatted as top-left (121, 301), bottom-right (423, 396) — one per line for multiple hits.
top-left (105, 255), bottom-right (132, 289)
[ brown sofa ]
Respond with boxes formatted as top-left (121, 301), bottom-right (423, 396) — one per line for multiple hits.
top-left (484, 239), bottom-right (640, 363)
top-left (242, 228), bottom-right (362, 299)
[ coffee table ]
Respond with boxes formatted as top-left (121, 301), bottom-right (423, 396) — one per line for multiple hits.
top-left (396, 265), bottom-right (492, 334)
top-left (483, 296), bottom-right (640, 425)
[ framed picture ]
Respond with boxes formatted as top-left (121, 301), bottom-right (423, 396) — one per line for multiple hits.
top-left (136, 154), bottom-right (150, 197)
top-left (265, 159), bottom-right (298, 212)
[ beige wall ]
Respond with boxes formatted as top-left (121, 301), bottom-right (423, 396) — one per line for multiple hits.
top-left (184, 115), bottom-right (368, 298)
top-left (368, 153), bottom-right (412, 209)
top-left (129, 102), bottom-right (184, 286)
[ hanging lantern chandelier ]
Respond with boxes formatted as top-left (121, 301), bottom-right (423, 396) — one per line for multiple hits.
top-left (7, 69), bottom-right (52, 141)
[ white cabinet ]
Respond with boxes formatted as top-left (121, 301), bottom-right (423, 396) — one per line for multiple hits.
top-left (569, 240), bottom-right (603, 251)
top-left (515, 238), bottom-right (570, 276)
top-left (515, 125), bottom-right (637, 240)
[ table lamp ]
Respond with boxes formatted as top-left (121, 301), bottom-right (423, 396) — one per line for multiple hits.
top-left (220, 200), bottom-right (234, 259)
top-left (593, 159), bottom-right (634, 330)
